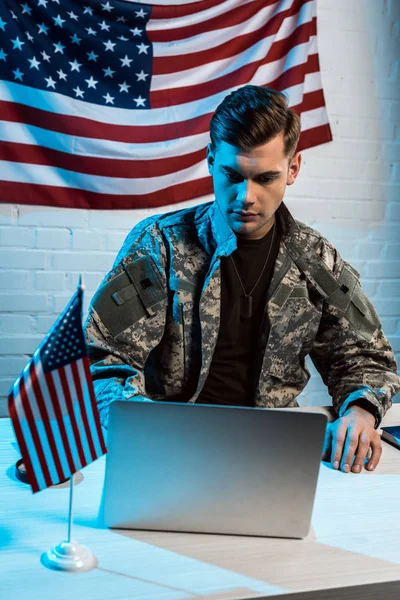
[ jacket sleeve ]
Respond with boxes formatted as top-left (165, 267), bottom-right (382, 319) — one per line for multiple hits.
top-left (309, 242), bottom-right (400, 427)
top-left (84, 226), bottom-right (168, 428)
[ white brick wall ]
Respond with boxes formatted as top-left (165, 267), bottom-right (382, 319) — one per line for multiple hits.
top-left (0, 0), bottom-right (399, 414)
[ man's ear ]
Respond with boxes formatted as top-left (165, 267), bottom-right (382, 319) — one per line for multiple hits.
top-left (206, 143), bottom-right (215, 175)
top-left (287, 151), bottom-right (302, 186)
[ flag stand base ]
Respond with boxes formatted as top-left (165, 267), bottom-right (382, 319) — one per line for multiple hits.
top-left (41, 540), bottom-right (97, 572)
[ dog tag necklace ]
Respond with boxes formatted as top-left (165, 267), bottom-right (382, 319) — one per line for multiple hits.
top-left (229, 221), bottom-right (276, 319)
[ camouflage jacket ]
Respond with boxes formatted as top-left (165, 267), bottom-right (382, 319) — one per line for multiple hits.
top-left (85, 201), bottom-right (400, 428)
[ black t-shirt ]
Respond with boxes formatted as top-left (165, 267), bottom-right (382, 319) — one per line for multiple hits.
top-left (196, 222), bottom-right (280, 406)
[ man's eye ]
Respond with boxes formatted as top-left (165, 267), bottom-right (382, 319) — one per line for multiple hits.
top-left (259, 177), bottom-right (273, 184)
top-left (225, 172), bottom-right (242, 182)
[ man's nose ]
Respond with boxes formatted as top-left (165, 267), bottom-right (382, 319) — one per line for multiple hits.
top-left (237, 180), bottom-right (255, 204)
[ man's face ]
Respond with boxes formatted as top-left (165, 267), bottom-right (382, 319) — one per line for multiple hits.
top-left (207, 134), bottom-right (301, 240)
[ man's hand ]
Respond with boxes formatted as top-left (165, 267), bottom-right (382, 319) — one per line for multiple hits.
top-left (321, 405), bottom-right (382, 473)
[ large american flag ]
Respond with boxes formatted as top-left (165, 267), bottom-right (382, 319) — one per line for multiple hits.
top-left (8, 283), bottom-right (106, 493)
top-left (0, 0), bottom-right (332, 210)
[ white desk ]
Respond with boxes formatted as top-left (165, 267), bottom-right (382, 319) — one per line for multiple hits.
top-left (1, 406), bottom-right (400, 600)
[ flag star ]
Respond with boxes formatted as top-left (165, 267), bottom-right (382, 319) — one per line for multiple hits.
top-left (13, 68), bottom-right (24, 81)
top-left (52, 14), bottom-right (65, 27)
top-left (117, 16), bottom-right (127, 23)
top-left (25, 31), bottom-right (34, 42)
top-left (85, 27), bottom-right (97, 36)
top-left (103, 93), bottom-right (114, 104)
top-left (70, 33), bottom-right (82, 45)
top-left (87, 50), bottom-right (98, 62)
top-left (118, 81), bottom-right (130, 93)
top-left (136, 43), bottom-right (149, 55)
top-left (37, 22), bottom-right (49, 35)
top-left (118, 35), bottom-right (128, 41)
top-left (99, 20), bottom-right (110, 31)
top-left (21, 4), bottom-right (33, 15)
top-left (120, 54), bottom-right (133, 67)
top-left (38, 0), bottom-right (48, 6)
top-left (45, 76), bottom-right (56, 89)
top-left (69, 59), bottom-right (82, 72)
top-left (53, 41), bottom-right (65, 54)
top-left (51, 0), bottom-right (60, 4)
top-left (135, 9), bottom-right (147, 18)
top-left (11, 11), bottom-right (18, 20)
top-left (0, 17), bottom-right (6, 31)
top-left (41, 50), bottom-right (51, 62)
top-left (73, 86), bottom-right (84, 98)
top-left (83, 6), bottom-right (93, 15)
top-left (28, 56), bottom-right (41, 69)
top-left (101, 1), bottom-right (114, 11)
top-left (103, 39), bottom-right (116, 51)
top-left (130, 27), bottom-right (142, 36)
top-left (103, 66), bottom-right (115, 77)
top-left (136, 70), bottom-right (149, 82)
top-left (133, 96), bottom-right (146, 107)
top-left (85, 76), bottom-right (98, 89)
top-left (0, 49), bottom-right (7, 61)
top-left (67, 10), bottom-right (78, 21)
top-left (57, 68), bottom-right (67, 81)
top-left (11, 37), bottom-right (25, 51)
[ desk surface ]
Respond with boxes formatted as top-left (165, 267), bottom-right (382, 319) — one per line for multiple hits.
top-left (1, 405), bottom-right (400, 600)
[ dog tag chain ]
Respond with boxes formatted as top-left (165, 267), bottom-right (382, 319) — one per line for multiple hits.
top-left (230, 222), bottom-right (276, 319)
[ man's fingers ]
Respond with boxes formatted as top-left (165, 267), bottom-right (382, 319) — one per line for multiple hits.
top-left (366, 434), bottom-right (382, 471)
top-left (330, 427), bottom-right (347, 470)
top-left (340, 429), bottom-right (363, 473)
top-left (351, 428), bottom-right (370, 474)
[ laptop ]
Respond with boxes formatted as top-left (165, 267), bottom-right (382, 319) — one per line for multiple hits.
top-left (103, 401), bottom-right (327, 539)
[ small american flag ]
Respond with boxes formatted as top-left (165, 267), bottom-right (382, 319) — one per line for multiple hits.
top-left (8, 282), bottom-right (107, 493)
top-left (0, 0), bottom-right (332, 210)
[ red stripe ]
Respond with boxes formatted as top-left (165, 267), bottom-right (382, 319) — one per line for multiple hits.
top-left (149, 0), bottom-right (267, 43)
top-left (150, 19), bottom-right (316, 108)
top-left (0, 141), bottom-right (207, 179)
top-left (150, 0), bottom-right (278, 19)
top-left (0, 100), bottom-right (211, 143)
top-left (29, 362), bottom-right (65, 483)
top-left (18, 374), bottom-right (53, 490)
top-left (297, 123), bottom-right (333, 151)
top-left (58, 367), bottom-right (87, 467)
top-left (82, 357), bottom-right (107, 455)
top-left (45, 371), bottom-right (77, 475)
top-left (8, 387), bottom-right (40, 493)
top-left (0, 177), bottom-right (214, 209)
top-left (71, 361), bottom-right (97, 462)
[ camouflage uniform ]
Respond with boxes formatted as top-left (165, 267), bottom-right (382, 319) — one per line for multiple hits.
top-left (85, 201), bottom-right (400, 428)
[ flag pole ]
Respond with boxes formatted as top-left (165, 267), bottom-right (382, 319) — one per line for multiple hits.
top-left (41, 275), bottom-right (98, 572)
top-left (67, 473), bottom-right (74, 544)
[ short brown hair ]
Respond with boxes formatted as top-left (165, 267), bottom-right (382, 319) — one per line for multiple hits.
top-left (210, 85), bottom-right (301, 160)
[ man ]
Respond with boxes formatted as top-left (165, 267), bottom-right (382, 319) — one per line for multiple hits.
top-left (85, 85), bottom-right (400, 474)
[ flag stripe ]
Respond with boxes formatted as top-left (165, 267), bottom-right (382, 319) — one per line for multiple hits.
top-left (18, 375), bottom-right (52, 489)
top-left (28, 360), bottom-right (65, 483)
top-left (44, 371), bottom-right (76, 475)
top-left (82, 357), bottom-right (107, 456)
top-left (70, 362), bottom-right (97, 462)
top-left (58, 366), bottom-right (87, 467)
top-left (0, 176), bottom-right (214, 209)
top-left (150, 0), bottom-right (261, 21)
top-left (150, 21), bottom-right (316, 107)
top-left (0, 141), bottom-right (206, 179)
top-left (51, 369), bottom-right (84, 472)
top-left (8, 386), bottom-right (40, 493)
top-left (151, 2), bottom-right (313, 76)
top-left (148, 0), bottom-right (283, 43)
